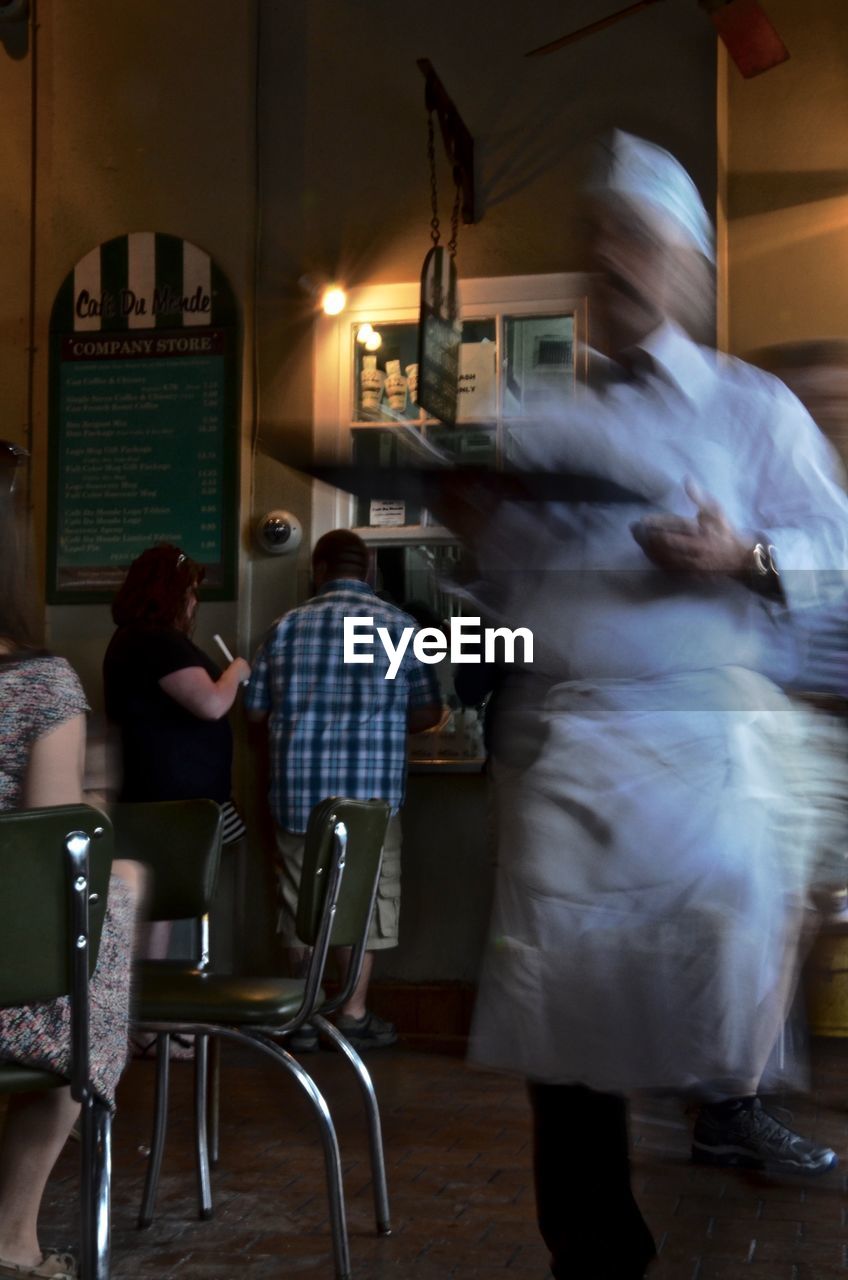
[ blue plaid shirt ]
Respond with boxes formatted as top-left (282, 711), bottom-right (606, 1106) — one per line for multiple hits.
top-left (245, 580), bottom-right (441, 832)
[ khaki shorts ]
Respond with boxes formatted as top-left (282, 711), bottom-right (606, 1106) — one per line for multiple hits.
top-left (273, 812), bottom-right (401, 950)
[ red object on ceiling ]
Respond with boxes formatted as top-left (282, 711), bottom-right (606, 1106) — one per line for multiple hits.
top-left (706, 0), bottom-right (789, 78)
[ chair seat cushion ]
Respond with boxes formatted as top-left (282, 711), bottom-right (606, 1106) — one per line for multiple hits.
top-left (137, 970), bottom-right (324, 1026)
top-left (0, 1062), bottom-right (66, 1092)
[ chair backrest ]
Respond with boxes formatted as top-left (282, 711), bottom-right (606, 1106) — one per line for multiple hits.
top-left (110, 800), bottom-right (222, 921)
top-left (295, 797), bottom-right (391, 948)
top-left (0, 804), bottom-right (113, 1007)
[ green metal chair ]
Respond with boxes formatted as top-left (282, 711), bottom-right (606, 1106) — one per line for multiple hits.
top-left (112, 796), bottom-right (391, 1280)
top-left (0, 805), bottom-right (115, 1280)
top-left (110, 797), bottom-right (224, 1230)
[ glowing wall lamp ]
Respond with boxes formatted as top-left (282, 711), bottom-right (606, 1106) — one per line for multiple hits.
top-left (321, 285), bottom-right (347, 316)
top-left (298, 274), bottom-right (347, 315)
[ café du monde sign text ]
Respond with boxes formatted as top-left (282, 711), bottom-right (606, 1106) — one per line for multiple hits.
top-left (47, 231), bottom-right (240, 602)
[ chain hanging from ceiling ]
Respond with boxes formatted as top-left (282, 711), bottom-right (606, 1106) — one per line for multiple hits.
top-left (427, 105), bottom-right (462, 261)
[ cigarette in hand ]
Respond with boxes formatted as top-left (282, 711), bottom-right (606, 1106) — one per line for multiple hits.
top-left (213, 634), bottom-right (235, 663)
top-left (213, 634), bottom-right (249, 685)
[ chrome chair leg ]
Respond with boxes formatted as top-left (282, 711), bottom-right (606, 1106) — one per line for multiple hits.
top-left (135, 1025), bottom-right (353, 1280)
top-left (91, 1100), bottom-right (112, 1280)
top-left (240, 1030), bottom-right (352, 1280)
top-left (138, 1033), bottom-right (171, 1228)
top-left (194, 1033), bottom-right (213, 1219)
top-left (79, 1099), bottom-right (93, 1277)
top-left (315, 1014), bottom-right (391, 1235)
top-left (207, 1035), bottom-right (221, 1168)
top-left (79, 1095), bottom-right (112, 1280)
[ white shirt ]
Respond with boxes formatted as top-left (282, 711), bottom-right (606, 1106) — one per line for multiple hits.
top-left (483, 321), bottom-right (848, 684)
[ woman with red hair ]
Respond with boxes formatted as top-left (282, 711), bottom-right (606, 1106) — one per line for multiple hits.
top-left (103, 544), bottom-right (250, 965)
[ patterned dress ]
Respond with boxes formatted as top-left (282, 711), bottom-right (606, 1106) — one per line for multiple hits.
top-left (0, 653), bottom-right (135, 1108)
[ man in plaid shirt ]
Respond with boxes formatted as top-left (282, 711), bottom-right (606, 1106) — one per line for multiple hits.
top-left (246, 529), bottom-right (442, 1049)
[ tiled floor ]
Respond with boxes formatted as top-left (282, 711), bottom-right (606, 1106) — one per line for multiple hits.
top-left (35, 1038), bottom-right (848, 1278)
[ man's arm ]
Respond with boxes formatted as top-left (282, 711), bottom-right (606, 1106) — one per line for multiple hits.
top-left (631, 380), bottom-right (848, 610)
top-left (408, 702), bottom-right (445, 734)
top-left (402, 634), bottom-right (445, 734)
top-left (631, 480), bottom-right (759, 579)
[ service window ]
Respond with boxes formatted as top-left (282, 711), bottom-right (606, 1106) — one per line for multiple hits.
top-left (314, 273), bottom-right (590, 539)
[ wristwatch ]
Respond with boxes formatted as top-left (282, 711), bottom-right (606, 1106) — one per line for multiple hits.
top-left (747, 540), bottom-right (782, 599)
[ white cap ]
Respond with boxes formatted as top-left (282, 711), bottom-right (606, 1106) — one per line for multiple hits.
top-left (587, 129), bottom-right (714, 261)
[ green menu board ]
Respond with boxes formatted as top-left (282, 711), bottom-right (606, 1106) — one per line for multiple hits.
top-left (47, 233), bottom-right (239, 602)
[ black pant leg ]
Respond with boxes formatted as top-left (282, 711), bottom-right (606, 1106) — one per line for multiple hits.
top-left (527, 1080), bottom-right (657, 1280)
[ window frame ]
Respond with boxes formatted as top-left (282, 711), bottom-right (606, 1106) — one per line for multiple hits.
top-left (312, 272), bottom-right (592, 542)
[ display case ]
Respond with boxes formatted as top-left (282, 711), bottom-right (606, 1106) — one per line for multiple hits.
top-left (348, 310), bottom-right (579, 530)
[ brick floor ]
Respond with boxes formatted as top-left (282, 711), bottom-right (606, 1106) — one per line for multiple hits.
top-left (31, 1038), bottom-right (848, 1278)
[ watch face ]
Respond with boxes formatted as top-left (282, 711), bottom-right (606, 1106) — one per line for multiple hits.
top-left (752, 542), bottom-right (780, 575)
top-left (752, 543), bottom-right (769, 575)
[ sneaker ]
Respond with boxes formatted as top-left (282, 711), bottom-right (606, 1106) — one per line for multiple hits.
top-left (335, 1010), bottom-right (398, 1049)
top-left (692, 1098), bottom-right (838, 1175)
top-left (285, 1021), bottom-right (319, 1053)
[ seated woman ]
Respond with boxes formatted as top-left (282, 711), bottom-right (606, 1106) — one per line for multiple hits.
top-left (0, 440), bottom-right (143, 1280)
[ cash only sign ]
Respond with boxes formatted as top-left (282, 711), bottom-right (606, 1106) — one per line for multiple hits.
top-left (416, 244), bottom-right (462, 428)
top-left (47, 232), bottom-right (240, 602)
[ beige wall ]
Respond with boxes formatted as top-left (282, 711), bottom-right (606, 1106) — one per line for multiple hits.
top-left (0, 1), bottom-right (258, 703)
top-left (723, 0), bottom-right (848, 356)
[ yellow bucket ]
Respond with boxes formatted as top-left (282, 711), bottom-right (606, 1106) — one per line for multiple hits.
top-left (804, 930), bottom-right (848, 1037)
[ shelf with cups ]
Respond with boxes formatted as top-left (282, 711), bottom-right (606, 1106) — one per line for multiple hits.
top-left (350, 317), bottom-right (498, 533)
top-left (312, 275), bottom-right (591, 543)
top-left (352, 316), bottom-right (497, 434)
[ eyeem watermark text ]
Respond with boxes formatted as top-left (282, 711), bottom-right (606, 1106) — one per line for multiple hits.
top-left (343, 616), bottom-right (534, 680)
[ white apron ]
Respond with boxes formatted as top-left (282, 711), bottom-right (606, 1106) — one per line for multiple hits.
top-left (470, 667), bottom-right (810, 1099)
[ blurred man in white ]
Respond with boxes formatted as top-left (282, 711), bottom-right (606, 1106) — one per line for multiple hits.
top-left (467, 132), bottom-right (848, 1279)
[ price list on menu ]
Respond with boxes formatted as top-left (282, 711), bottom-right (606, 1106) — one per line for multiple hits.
top-left (52, 329), bottom-right (231, 594)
